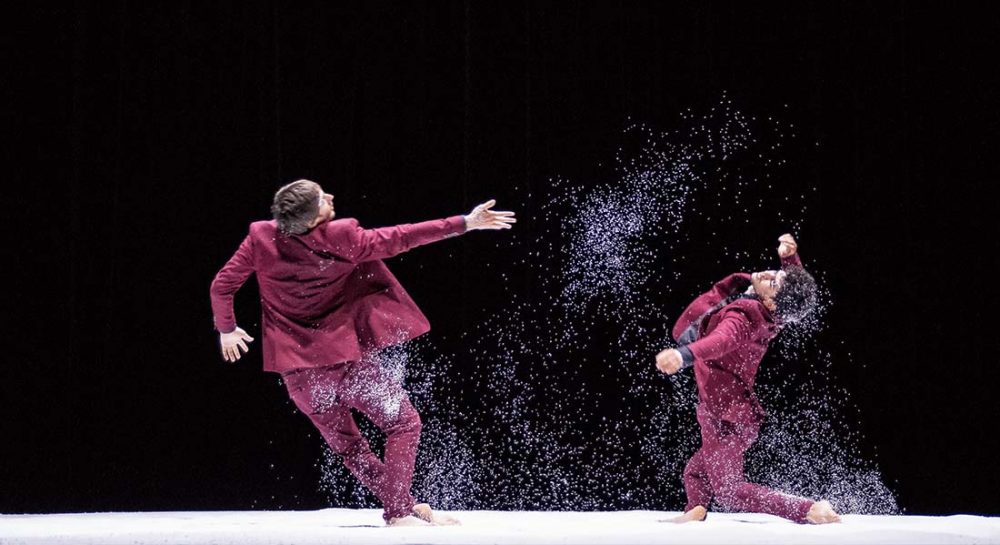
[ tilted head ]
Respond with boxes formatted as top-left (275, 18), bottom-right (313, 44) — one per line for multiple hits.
top-left (270, 179), bottom-right (335, 234)
top-left (751, 265), bottom-right (818, 323)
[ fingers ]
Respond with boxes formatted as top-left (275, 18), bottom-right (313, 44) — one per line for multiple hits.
top-left (488, 216), bottom-right (516, 228)
top-left (465, 202), bottom-right (515, 230)
top-left (220, 329), bottom-right (254, 363)
top-left (221, 341), bottom-right (249, 362)
top-left (477, 210), bottom-right (516, 229)
top-left (489, 215), bottom-right (516, 224)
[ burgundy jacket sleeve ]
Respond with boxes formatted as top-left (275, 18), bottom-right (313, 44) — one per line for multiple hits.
top-left (685, 305), bottom-right (757, 362)
top-left (672, 273), bottom-right (752, 341)
top-left (210, 233), bottom-right (256, 333)
top-left (334, 216), bottom-right (467, 263)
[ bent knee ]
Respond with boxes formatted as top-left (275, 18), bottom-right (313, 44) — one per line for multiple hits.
top-left (386, 406), bottom-right (421, 436)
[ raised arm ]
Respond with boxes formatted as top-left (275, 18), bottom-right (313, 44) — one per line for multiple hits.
top-left (672, 272), bottom-right (752, 342)
top-left (657, 235), bottom-right (800, 375)
top-left (336, 199), bottom-right (516, 263)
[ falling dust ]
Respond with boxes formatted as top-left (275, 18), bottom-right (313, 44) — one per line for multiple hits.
top-left (308, 96), bottom-right (899, 515)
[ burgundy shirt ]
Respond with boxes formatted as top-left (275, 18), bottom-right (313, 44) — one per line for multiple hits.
top-left (671, 254), bottom-right (803, 424)
top-left (210, 216), bottom-right (466, 374)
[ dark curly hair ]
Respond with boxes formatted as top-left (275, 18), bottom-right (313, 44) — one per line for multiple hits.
top-left (271, 179), bottom-right (320, 235)
top-left (773, 265), bottom-right (818, 324)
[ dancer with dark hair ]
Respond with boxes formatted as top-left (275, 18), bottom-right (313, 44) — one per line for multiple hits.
top-left (210, 180), bottom-right (515, 526)
top-left (655, 234), bottom-right (841, 525)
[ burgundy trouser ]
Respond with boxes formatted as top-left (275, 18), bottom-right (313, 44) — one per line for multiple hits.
top-left (283, 360), bottom-right (421, 523)
top-left (683, 405), bottom-right (813, 523)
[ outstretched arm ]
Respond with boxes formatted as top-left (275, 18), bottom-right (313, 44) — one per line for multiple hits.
top-left (338, 199), bottom-right (516, 263)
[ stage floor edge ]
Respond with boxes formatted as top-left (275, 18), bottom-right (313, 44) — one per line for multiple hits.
top-left (2, 509), bottom-right (998, 545)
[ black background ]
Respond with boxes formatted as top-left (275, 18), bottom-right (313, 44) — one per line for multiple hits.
top-left (3, 1), bottom-right (998, 516)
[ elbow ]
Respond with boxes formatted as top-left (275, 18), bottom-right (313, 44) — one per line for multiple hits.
top-left (209, 274), bottom-right (228, 298)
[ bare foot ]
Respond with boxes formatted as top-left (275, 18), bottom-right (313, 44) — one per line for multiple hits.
top-left (806, 500), bottom-right (842, 524)
top-left (664, 505), bottom-right (707, 523)
top-left (413, 503), bottom-right (461, 526)
top-left (386, 515), bottom-right (431, 527)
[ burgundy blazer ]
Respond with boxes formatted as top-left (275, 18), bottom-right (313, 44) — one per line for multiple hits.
top-left (672, 254), bottom-right (803, 424)
top-left (210, 216), bottom-right (466, 374)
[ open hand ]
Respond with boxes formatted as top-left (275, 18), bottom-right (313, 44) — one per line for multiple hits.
top-left (220, 326), bottom-right (254, 362)
top-left (464, 199), bottom-right (516, 231)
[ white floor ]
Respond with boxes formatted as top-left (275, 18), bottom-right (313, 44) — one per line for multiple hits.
top-left (1, 509), bottom-right (998, 545)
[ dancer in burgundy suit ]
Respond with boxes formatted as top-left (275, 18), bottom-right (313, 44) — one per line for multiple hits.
top-left (210, 179), bottom-right (515, 526)
top-left (655, 234), bottom-right (841, 524)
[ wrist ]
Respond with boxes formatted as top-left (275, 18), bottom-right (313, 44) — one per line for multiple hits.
top-left (677, 346), bottom-right (695, 368)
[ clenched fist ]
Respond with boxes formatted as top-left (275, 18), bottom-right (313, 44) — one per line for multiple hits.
top-left (655, 348), bottom-right (683, 375)
top-left (777, 233), bottom-right (798, 259)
